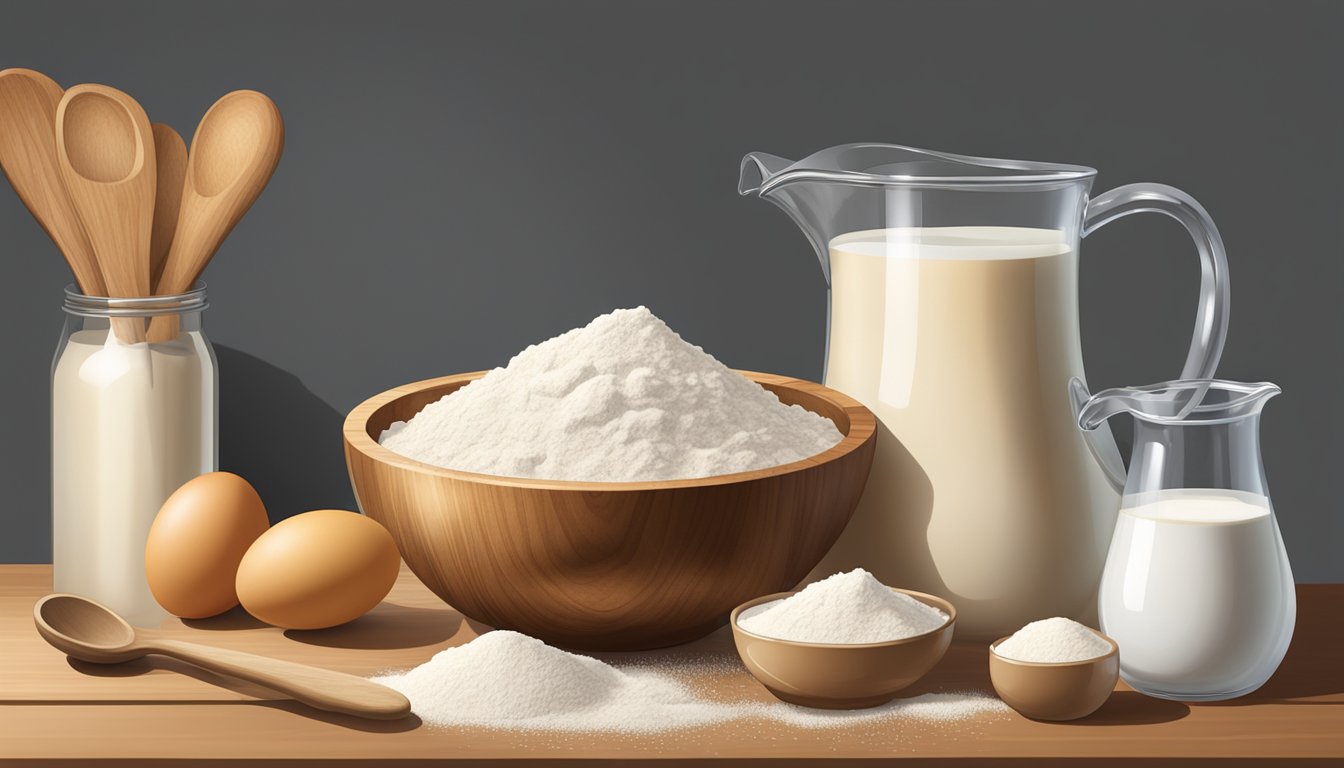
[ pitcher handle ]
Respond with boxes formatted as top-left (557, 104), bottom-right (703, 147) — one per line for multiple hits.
top-left (1070, 183), bottom-right (1231, 490)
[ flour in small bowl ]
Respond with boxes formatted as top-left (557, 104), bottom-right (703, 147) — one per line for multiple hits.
top-left (378, 307), bottom-right (844, 482)
top-left (993, 617), bottom-right (1112, 663)
top-left (737, 569), bottom-right (949, 644)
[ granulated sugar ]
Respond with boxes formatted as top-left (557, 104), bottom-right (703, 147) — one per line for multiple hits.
top-left (737, 569), bottom-right (948, 644)
top-left (378, 307), bottom-right (844, 481)
top-left (994, 617), bottom-right (1112, 663)
top-left (372, 630), bottom-right (1007, 733)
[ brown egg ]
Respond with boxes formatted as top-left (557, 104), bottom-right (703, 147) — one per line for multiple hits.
top-left (235, 509), bottom-right (400, 629)
top-left (145, 472), bottom-right (270, 618)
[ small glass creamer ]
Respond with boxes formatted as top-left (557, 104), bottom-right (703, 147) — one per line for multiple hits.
top-left (51, 284), bottom-right (217, 626)
top-left (1079, 378), bottom-right (1294, 701)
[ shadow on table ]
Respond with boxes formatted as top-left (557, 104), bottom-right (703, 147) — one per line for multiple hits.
top-left (903, 641), bottom-right (1193, 725)
top-left (66, 657), bottom-right (420, 733)
top-left (182, 605), bottom-right (270, 631)
top-left (284, 602), bottom-right (465, 650)
top-left (1063, 691), bottom-right (1189, 726)
top-left (258, 700), bottom-right (422, 733)
top-left (900, 640), bottom-right (994, 694)
top-left (1203, 585), bottom-right (1342, 706)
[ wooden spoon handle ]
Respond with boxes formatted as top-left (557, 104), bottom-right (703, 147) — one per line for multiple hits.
top-left (147, 638), bottom-right (410, 720)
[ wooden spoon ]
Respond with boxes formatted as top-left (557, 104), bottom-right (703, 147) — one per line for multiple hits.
top-left (158, 89), bottom-right (284, 292)
top-left (34, 593), bottom-right (412, 721)
top-left (55, 84), bottom-right (156, 342)
top-left (150, 122), bottom-right (187, 290)
top-left (0, 69), bottom-right (104, 294)
top-left (149, 90), bottom-right (282, 341)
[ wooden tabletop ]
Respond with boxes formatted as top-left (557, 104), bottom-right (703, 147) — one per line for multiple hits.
top-left (1, 564), bottom-right (1340, 765)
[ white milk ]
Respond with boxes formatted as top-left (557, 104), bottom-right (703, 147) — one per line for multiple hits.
top-left (52, 328), bottom-right (215, 626)
top-left (1099, 489), bottom-right (1295, 699)
top-left (811, 227), bottom-right (1119, 639)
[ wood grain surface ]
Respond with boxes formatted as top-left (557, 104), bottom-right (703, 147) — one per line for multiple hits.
top-left (1, 565), bottom-right (1340, 765)
top-left (344, 370), bottom-right (879, 650)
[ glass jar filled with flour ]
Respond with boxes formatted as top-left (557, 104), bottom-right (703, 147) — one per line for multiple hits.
top-left (1079, 379), bottom-right (1294, 701)
top-left (51, 284), bottom-right (217, 626)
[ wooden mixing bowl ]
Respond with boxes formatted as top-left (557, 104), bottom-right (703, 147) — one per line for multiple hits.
top-left (343, 370), bottom-right (877, 651)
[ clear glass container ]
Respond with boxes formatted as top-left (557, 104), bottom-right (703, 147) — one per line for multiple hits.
top-left (51, 284), bottom-right (217, 626)
top-left (1080, 379), bottom-right (1294, 700)
top-left (739, 143), bottom-right (1231, 639)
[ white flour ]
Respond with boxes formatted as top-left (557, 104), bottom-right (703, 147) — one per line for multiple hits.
top-left (371, 630), bottom-right (1007, 733)
top-left (994, 617), bottom-right (1112, 663)
top-left (378, 307), bottom-right (844, 481)
top-left (371, 631), bottom-right (728, 732)
top-left (737, 569), bottom-right (948, 644)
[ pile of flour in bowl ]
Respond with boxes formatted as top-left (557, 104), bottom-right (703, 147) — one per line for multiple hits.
top-left (737, 569), bottom-right (949, 644)
top-left (994, 617), bottom-right (1112, 663)
top-left (379, 307), bottom-right (844, 481)
top-left (371, 630), bottom-right (1006, 732)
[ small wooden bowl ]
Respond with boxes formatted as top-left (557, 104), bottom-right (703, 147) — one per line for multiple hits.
top-left (344, 370), bottom-right (877, 651)
top-left (988, 630), bottom-right (1119, 721)
top-left (730, 588), bottom-right (956, 709)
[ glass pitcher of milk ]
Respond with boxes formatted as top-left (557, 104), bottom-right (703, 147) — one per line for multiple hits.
top-left (1080, 379), bottom-right (1294, 701)
top-left (738, 143), bottom-right (1230, 639)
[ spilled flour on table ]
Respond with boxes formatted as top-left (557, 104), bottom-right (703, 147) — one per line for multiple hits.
top-left (371, 630), bottom-right (1007, 733)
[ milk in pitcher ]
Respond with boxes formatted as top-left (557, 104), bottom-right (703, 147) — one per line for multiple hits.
top-left (811, 227), bottom-right (1118, 638)
top-left (1099, 489), bottom-right (1295, 699)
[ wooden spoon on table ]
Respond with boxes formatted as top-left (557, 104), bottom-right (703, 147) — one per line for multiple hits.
top-left (150, 122), bottom-right (187, 290)
top-left (0, 69), bottom-right (104, 295)
top-left (55, 84), bottom-right (156, 343)
top-left (149, 90), bottom-right (283, 342)
top-left (34, 593), bottom-right (411, 720)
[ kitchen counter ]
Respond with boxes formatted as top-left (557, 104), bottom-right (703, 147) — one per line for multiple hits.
top-left (1, 564), bottom-right (1339, 765)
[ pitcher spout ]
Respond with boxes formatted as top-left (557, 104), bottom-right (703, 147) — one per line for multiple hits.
top-left (738, 152), bottom-right (796, 196)
top-left (737, 149), bottom-right (837, 283)
top-left (738, 144), bottom-right (1097, 286)
top-left (740, 143), bottom-right (1095, 196)
top-left (1078, 379), bottom-right (1280, 430)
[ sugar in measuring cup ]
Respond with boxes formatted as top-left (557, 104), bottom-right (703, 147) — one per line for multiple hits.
top-left (1078, 379), bottom-right (1294, 701)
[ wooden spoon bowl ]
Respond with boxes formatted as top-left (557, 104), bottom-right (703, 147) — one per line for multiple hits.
top-left (344, 370), bottom-right (877, 651)
top-left (0, 69), bottom-right (104, 295)
top-left (55, 84), bottom-right (156, 343)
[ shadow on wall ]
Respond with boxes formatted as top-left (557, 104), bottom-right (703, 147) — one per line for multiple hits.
top-left (216, 345), bottom-right (355, 523)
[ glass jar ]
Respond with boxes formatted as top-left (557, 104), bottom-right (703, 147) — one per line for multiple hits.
top-left (51, 284), bottom-right (217, 626)
top-left (1080, 379), bottom-right (1294, 701)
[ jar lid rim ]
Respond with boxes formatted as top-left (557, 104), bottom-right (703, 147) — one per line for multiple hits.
top-left (62, 283), bottom-right (209, 316)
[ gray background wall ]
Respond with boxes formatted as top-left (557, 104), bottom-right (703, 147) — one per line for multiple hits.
top-left (1, 0), bottom-right (1339, 580)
